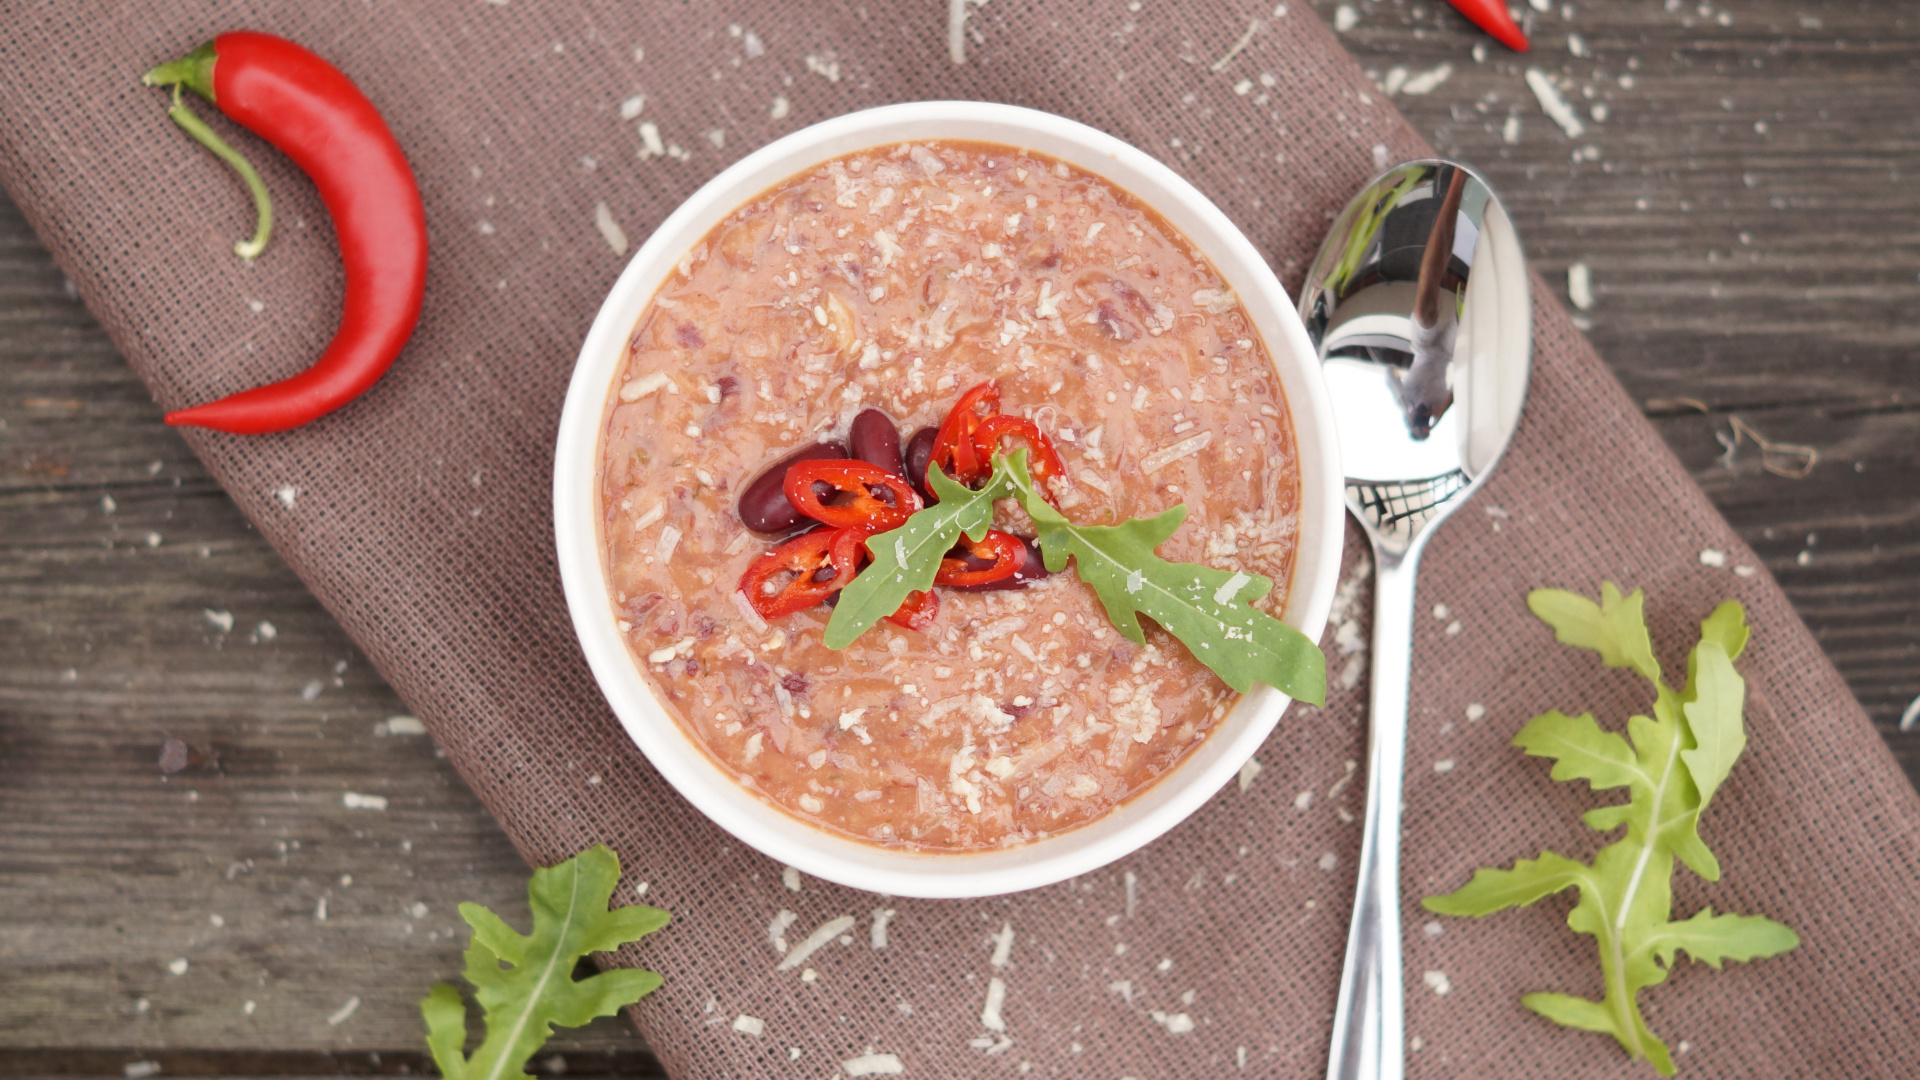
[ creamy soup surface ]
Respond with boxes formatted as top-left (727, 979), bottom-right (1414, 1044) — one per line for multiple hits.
top-left (599, 140), bottom-right (1301, 851)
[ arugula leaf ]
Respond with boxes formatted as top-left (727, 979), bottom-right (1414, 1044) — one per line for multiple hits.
top-left (1001, 452), bottom-right (1326, 705)
top-left (822, 460), bottom-right (1015, 649)
top-left (1527, 582), bottom-right (1660, 683)
top-left (421, 845), bottom-right (668, 1080)
top-left (1424, 586), bottom-right (1797, 1076)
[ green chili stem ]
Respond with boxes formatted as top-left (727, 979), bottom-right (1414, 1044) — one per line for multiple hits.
top-left (164, 85), bottom-right (273, 261)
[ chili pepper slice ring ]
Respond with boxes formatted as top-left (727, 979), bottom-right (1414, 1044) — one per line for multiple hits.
top-left (931, 380), bottom-right (1002, 486)
top-left (784, 460), bottom-right (923, 531)
top-left (935, 529), bottom-right (1027, 588)
top-left (739, 528), bottom-right (860, 620)
top-left (973, 413), bottom-right (1068, 486)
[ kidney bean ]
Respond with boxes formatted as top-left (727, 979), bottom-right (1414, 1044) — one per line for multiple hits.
top-left (737, 440), bottom-right (848, 533)
top-left (849, 408), bottom-right (905, 479)
top-left (903, 427), bottom-right (937, 501)
top-left (941, 535), bottom-right (1051, 592)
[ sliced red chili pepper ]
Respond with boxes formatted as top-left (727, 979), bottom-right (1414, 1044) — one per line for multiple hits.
top-left (784, 460), bottom-right (922, 531)
top-left (935, 530), bottom-right (1026, 588)
top-left (973, 414), bottom-right (1069, 486)
top-left (830, 526), bottom-right (875, 577)
top-left (930, 380), bottom-right (1001, 485)
top-left (883, 589), bottom-right (940, 631)
top-left (738, 528), bottom-right (858, 620)
top-left (144, 32), bottom-right (428, 435)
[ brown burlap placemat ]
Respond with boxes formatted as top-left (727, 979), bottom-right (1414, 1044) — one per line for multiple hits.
top-left (4, 1), bottom-right (1916, 1076)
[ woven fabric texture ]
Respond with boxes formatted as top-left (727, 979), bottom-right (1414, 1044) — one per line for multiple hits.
top-left (3, 1), bottom-right (1916, 1076)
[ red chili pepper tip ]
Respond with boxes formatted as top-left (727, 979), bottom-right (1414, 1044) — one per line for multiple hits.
top-left (1446, 0), bottom-right (1529, 52)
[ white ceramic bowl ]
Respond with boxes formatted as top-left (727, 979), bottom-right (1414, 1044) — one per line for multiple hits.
top-left (555, 102), bottom-right (1343, 898)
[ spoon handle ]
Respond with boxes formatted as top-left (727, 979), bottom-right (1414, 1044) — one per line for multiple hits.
top-left (1325, 551), bottom-right (1419, 1080)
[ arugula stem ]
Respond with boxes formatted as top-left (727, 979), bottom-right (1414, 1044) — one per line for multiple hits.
top-left (1615, 737), bottom-right (1679, 933)
top-left (1600, 871), bottom-right (1644, 1060)
top-left (480, 862), bottom-right (583, 1080)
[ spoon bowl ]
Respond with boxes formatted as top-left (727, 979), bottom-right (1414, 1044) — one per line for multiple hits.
top-left (1300, 160), bottom-right (1532, 1080)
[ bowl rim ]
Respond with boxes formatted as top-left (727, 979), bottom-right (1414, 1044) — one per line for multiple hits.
top-left (553, 101), bottom-right (1344, 898)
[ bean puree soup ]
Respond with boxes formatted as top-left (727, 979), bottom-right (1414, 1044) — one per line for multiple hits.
top-left (599, 140), bottom-right (1301, 851)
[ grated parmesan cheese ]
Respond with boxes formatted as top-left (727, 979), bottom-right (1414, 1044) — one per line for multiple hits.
top-left (1237, 756), bottom-right (1263, 792)
top-left (841, 1052), bottom-right (905, 1077)
top-left (655, 525), bottom-right (682, 565)
top-left (1399, 62), bottom-right (1453, 96)
top-left (1524, 68), bottom-right (1586, 138)
top-left (777, 915), bottom-right (856, 971)
top-left (731, 589), bottom-right (768, 634)
top-left (870, 907), bottom-right (896, 948)
top-left (619, 372), bottom-right (678, 402)
top-left (326, 995), bottom-right (361, 1027)
top-left (1034, 280), bottom-right (1061, 318)
top-left (1213, 571), bottom-right (1251, 605)
top-left (1568, 260), bottom-right (1595, 310)
top-left (731, 1014), bottom-right (765, 1036)
top-left (1192, 287), bottom-right (1237, 314)
top-left (767, 908), bottom-right (798, 953)
top-left (990, 921), bottom-right (1015, 967)
top-left (1141, 430), bottom-right (1213, 474)
top-left (637, 120), bottom-right (666, 158)
top-left (980, 976), bottom-right (1008, 1032)
top-left (594, 202), bottom-right (629, 256)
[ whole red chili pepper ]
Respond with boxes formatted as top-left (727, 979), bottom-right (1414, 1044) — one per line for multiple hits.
top-left (784, 460), bottom-right (922, 531)
top-left (1445, 0), bottom-right (1529, 52)
top-left (143, 32), bottom-right (428, 434)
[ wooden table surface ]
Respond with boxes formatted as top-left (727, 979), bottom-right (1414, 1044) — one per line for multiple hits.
top-left (5, 3), bottom-right (1915, 1077)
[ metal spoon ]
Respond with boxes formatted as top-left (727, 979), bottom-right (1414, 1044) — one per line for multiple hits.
top-left (1298, 160), bottom-right (1533, 1080)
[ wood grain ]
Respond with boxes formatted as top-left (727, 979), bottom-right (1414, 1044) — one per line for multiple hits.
top-left (2, 1), bottom-right (1914, 1073)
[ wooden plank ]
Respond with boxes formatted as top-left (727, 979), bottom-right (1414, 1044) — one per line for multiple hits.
top-left (0, 1), bottom-right (1913, 1070)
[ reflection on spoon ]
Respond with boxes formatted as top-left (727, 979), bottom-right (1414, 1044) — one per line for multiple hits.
top-left (1396, 168), bottom-right (1468, 439)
